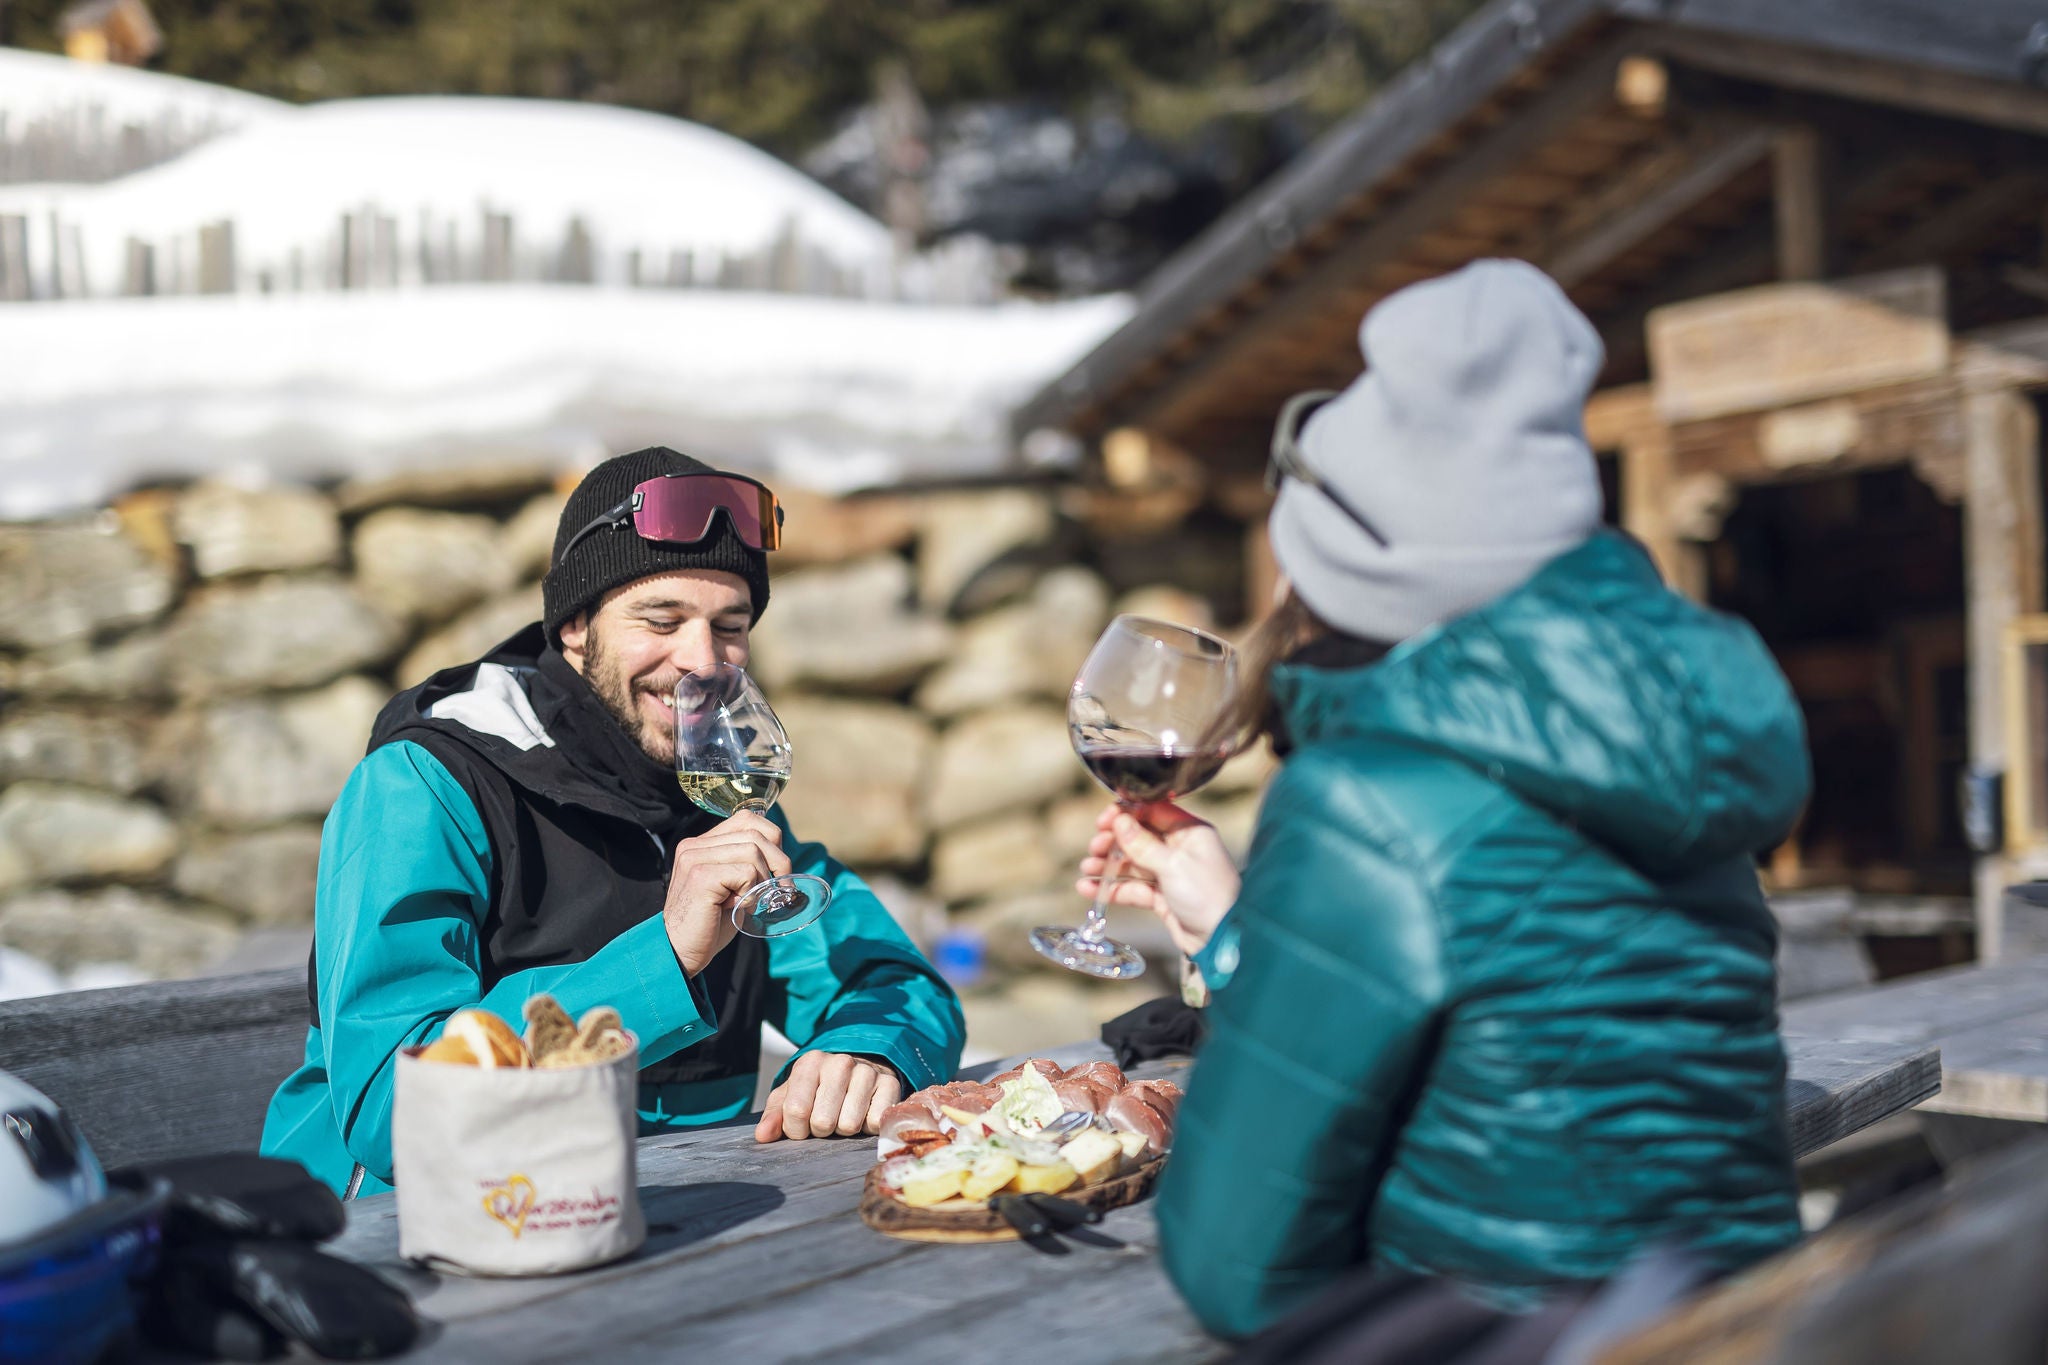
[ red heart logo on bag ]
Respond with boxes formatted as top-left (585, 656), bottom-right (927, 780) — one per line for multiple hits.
top-left (482, 1175), bottom-right (537, 1238)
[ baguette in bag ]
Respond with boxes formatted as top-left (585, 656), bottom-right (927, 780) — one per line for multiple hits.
top-left (393, 1004), bottom-right (646, 1276)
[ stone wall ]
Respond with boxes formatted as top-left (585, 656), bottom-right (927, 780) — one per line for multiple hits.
top-left (0, 466), bottom-right (1269, 990)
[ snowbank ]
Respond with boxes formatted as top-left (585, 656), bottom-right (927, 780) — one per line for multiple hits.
top-left (0, 95), bottom-right (894, 293)
top-left (0, 286), bottom-right (1132, 515)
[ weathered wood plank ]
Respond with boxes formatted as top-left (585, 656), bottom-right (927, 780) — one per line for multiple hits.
top-left (1598, 1134), bottom-right (2048, 1365)
top-left (439, 1199), bottom-right (1209, 1364)
top-left (1781, 1038), bottom-right (1941, 1157)
top-left (1781, 958), bottom-right (2048, 1045)
top-left (1918, 1006), bottom-right (2048, 1121)
top-left (0, 968), bottom-right (307, 1167)
top-left (292, 1035), bottom-right (1923, 1362)
top-left (1646, 267), bottom-right (1950, 424)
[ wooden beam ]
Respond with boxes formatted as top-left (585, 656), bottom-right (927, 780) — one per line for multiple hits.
top-left (1132, 34), bottom-right (1644, 436)
top-left (1583, 383), bottom-right (1661, 451)
top-left (1619, 426), bottom-right (1707, 599)
top-left (1534, 120), bottom-right (1780, 287)
top-left (1851, 170), bottom-right (2048, 276)
top-left (1964, 387), bottom-right (2045, 959)
top-left (1593, 145), bottom-right (1993, 378)
top-left (1645, 22), bottom-right (2048, 139)
top-left (1957, 316), bottom-right (2048, 392)
top-left (1773, 127), bottom-right (1828, 281)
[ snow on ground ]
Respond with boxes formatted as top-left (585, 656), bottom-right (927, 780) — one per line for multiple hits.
top-left (0, 946), bottom-right (144, 1002)
top-left (0, 96), bottom-right (895, 293)
top-left (0, 286), bottom-right (1132, 516)
top-left (0, 45), bottom-right (286, 132)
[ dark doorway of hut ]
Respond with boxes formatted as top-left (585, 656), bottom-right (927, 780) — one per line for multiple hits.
top-left (1710, 465), bottom-right (1974, 980)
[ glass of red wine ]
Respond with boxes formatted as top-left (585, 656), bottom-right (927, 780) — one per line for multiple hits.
top-left (1033, 615), bottom-right (1239, 979)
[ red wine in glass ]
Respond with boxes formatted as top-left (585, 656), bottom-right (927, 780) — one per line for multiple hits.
top-left (1078, 745), bottom-right (1231, 806)
top-left (1035, 616), bottom-right (1239, 979)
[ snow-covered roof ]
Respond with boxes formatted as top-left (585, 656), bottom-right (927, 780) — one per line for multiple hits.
top-left (0, 44), bottom-right (282, 135)
top-left (0, 95), bottom-right (895, 293)
top-left (0, 286), bottom-right (1132, 516)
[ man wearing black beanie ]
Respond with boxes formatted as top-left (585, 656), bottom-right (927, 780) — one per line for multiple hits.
top-left (262, 448), bottom-right (965, 1199)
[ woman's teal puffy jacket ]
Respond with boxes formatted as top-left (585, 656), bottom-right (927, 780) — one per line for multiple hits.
top-left (1160, 530), bottom-right (1809, 1337)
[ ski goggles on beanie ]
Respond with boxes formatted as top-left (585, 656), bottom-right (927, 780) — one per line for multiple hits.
top-left (1268, 388), bottom-right (1389, 548)
top-left (557, 471), bottom-right (784, 564)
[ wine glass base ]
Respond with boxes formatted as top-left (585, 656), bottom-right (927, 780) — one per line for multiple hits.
top-left (735, 874), bottom-right (830, 938)
top-left (1029, 926), bottom-right (1147, 980)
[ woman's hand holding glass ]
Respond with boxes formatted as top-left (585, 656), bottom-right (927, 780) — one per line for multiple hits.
top-left (1076, 802), bottom-right (1240, 959)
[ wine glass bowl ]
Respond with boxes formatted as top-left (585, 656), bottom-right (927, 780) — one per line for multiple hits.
top-left (672, 662), bottom-right (829, 938)
top-left (1034, 616), bottom-right (1240, 979)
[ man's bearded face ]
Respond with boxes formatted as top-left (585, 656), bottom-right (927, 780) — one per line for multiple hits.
top-left (562, 569), bottom-right (753, 765)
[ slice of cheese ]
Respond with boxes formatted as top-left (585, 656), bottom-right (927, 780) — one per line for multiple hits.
top-left (898, 1166), bottom-right (968, 1207)
top-left (962, 1152), bottom-right (1021, 1202)
top-left (1058, 1128), bottom-right (1124, 1186)
top-left (1008, 1161), bottom-right (1078, 1196)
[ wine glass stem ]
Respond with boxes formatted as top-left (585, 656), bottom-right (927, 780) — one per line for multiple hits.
top-left (735, 799), bottom-right (781, 905)
top-left (1077, 847), bottom-right (1124, 944)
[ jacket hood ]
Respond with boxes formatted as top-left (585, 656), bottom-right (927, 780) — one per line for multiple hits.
top-left (370, 622), bottom-right (708, 837)
top-left (1273, 530), bottom-right (1810, 876)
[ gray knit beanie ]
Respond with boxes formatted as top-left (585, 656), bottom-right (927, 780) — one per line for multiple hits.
top-left (1270, 258), bottom-right (1604, 644)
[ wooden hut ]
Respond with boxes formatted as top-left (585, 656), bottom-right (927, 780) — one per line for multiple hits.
top-left (58, 0), bottom-right (162, 66)
top-left (1016, 0), bottom-right (2048, 955)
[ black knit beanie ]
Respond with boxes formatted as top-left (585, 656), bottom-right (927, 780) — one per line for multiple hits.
top-left (542, 447), bottom-right (772, 643)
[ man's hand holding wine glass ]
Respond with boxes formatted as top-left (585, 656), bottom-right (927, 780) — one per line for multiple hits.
top-left (661, 810), bottom-right (790, 976)
top-left (1076, 802), bottom-right (1239, 958)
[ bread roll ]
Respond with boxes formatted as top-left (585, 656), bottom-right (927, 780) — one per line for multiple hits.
top-left (418, 1009), bottom-right (530, 1068)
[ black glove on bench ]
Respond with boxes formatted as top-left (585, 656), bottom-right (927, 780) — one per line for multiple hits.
top-left (109, 1154), bottom-right (420, 1361)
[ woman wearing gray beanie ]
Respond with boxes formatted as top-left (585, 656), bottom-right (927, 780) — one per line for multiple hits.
top-left (1078, 260), bottom-right (1811, 1339)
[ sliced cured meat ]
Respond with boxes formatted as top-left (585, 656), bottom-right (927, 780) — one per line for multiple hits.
top-left (988, 1058), bottom-right (1067, 1085)
top-left (925, 1081), bottom-right (999, 1113)
top-left (1105, 1091), bottom-right (1172, 1154)
top-left (1063, 1061), bottom-right (1127, 1090)
top-left (878, 1095), bottom-right (944, 1141)
top-left (1123, 1079), bottom-right (1183, 1125)
top-left (1052, 1077), bottom-right (1115, 1115)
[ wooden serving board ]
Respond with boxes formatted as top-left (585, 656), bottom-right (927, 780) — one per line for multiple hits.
top-left (859, 1156), bottom-right (1166, 1243)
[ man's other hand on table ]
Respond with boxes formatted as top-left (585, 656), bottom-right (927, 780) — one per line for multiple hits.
top-left (754, 1052), bottom-right (902, 1142)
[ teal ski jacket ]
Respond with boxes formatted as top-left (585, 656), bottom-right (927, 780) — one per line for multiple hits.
top-left (1161, 531), bottom-right (1808, 1336)
top-left (262, 652), bottom-right (963, 1197)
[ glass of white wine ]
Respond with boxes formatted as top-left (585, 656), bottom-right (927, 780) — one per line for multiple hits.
top-left (673, 662), bottom-right (829, 938)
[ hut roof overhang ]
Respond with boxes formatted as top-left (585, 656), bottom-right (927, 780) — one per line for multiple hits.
top-left (1017, 0), bottom-right (2048, 467)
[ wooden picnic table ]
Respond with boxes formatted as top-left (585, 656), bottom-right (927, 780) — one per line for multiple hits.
top-left (1782, 955), bottom-right (2048, 1123)
top-left (258, 1032), bottom-right (1934, 1364)
top-left (320, 1042), bottom-right (1218, 1364)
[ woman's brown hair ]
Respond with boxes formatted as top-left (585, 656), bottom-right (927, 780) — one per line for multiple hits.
top-left (1209, 586), bottom-right (1327, 756)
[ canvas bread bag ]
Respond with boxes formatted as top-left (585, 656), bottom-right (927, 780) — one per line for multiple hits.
top-left (393, 1040), bottom-right (646, 1275)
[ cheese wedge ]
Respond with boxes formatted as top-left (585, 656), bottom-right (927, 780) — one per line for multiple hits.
top-left (962, 1152), bottom-right (1021, 1202)
top-left (1058, 1128), bottom-right (1124, 1186)
top-left (1115, 1131), bottom-right (1148, 1161)
top-left (898, 1166), bottom-right (968, 1207)
top-left (1008, 1160), bottom-right (1078, 1196)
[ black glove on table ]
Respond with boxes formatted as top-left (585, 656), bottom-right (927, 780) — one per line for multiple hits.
top-left (108, 1154), bottom-right (420, 1361)
top-left (1100, 994), bottom-right (1208, 1069)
